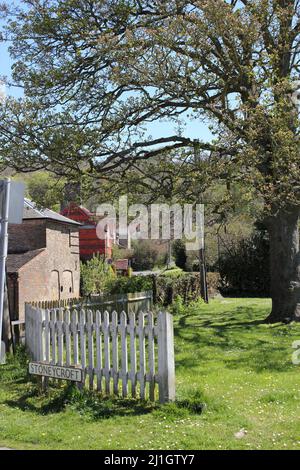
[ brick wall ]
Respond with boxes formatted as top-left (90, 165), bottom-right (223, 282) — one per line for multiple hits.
top-left (45, 221), bottom-right (80, 301)
top-left (9, 220), bottom-right (80, 321)
top-left (18, 250), bottom-right (49, 321)
top-left (8, 220), bottom-right (47, 253)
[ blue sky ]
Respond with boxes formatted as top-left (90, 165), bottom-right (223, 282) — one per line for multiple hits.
top-left (0, 4), bottom-right (212, 142)
top-left (0, 36), bottom-right (24, 100)
top-left (0, 42), bottom-right (13, 79)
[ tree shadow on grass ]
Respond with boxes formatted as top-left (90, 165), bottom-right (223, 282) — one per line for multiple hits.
top-left (0, 365), bottom-right (31, 387)
top-left (4, 385), bottom-right (157, 419)
top-left (4, 388), bottom-right (42, 413)
top-left (177, 306), bottom-right (268, 329)
top-left (174, 305), bottom-right (295, 373)
top-left (223, 344), bottom-right (293, 373)
top-left (4, 384), bottom-right (205, 421)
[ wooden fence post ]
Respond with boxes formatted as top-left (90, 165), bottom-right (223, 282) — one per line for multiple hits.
top-left (79, 309), bottom-right (86, 390)
top-left (37, 308), bottom-right (44, 362)
top-left (25, 303), bottom-right (31, 357)
top-left (38, 308), bottom-right (48, 391)
top-left (157, 311), bottom-right (176, 404)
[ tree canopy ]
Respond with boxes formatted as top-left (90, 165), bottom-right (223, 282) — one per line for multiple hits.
top-left (0, 0), bottom-right (298, 214)
top-left (0, 0), bottom-right (300, 321)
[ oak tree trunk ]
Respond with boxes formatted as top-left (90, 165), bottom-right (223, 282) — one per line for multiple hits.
top-left (266, 208), bottom-right (300, 323)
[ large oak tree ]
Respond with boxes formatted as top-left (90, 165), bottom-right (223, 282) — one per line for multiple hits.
top-left (1, 0), bottom-right (300, 322)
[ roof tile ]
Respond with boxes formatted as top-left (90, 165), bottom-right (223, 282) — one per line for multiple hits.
top-left (23, 199), bottom-right (81, 226)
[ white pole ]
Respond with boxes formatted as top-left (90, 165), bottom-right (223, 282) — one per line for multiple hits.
top-left (157, 311), bottom-right (175, 404)
top-left (0, 179), bottom-right (11, 364)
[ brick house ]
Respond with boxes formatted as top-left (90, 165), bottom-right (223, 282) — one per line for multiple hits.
top-left (7, 200), bottom-right (81, 322)
top-left (60, 203), bottom-right (116, 261)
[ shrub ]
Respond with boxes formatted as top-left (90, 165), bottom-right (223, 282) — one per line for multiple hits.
top-left (186, 297), bottom-right (206, 312)
top-left (160, 267), bottom-right (184, 278)
top-left (131, 241), bottom-right (159, 271)
top-left (207, 272), bottom-right (221, 296)
top-left (218, 231), bottom-right (270, 296)
top-left (107, 275), bottom-right (153, 295)
top-left (81, 255), bottom-right (116, 296)
top-left (155, 272), bottom-right (220, 306)
top-left (155, 273), bottom-right (200, 305)
top-left (170, 295), bottom-right (186, 315)
top-left (105, 272), bottom-right (220, 305)
top-left (112, 245), bottom-right (133, 262)
top-left (155, 251), bottom-right (169, 268)
top-left (173, 240), bottom-right (187, 270)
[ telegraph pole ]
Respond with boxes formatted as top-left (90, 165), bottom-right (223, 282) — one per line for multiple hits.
top-left (0, 180), bottom-right (11, 364)
top-left (0, 179), bottom-right (24, 363)
top-left (194, 140), bottom-right (209, 304)
top-left (199, 246), bottom-right (209, 304)
top-left (198, 203), bottom-right (208, 303)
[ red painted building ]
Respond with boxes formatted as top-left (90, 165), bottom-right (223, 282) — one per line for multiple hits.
top-left (61, 204), bottom-right (114, 261)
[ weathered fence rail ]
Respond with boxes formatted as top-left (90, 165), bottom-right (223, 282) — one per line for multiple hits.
top-left (25, 304), bottom-right (175, 404)
top-left (86, 291), bottom-right (154, 317)
top-left (29, 291), bottom-right (153, 317)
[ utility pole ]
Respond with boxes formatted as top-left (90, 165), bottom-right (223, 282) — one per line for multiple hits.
top-left (167, 240), bottom-right (173, 269)
top-left (199, 247), bottom-right (209, 304)
top-left (0, 180), bottom-right (11, 364)
top-left (193, 140), bottom-right (209, 304)
top-left (0, 179), bottom-right (25, 364)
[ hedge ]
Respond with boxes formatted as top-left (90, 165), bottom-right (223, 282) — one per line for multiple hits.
top-left (106, 272), bottom-right (220, 306)
top-left (154, 272), bottom-right (220, 306)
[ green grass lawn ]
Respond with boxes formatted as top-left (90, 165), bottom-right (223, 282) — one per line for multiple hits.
top-left (0, 298), bottom-right (300, 450)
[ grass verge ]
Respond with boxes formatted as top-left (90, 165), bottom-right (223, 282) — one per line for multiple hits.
top-left (0, 298), bottom-right (299, 450)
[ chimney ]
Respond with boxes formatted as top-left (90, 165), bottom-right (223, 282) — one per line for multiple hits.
top-left (61, 181), bottom-right (81, 211)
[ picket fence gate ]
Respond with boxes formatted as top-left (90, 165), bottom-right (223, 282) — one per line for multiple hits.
top-left (25, 304), bottom-right (175, 404)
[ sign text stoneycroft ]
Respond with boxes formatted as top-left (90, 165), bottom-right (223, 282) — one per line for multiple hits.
top-left (29, 363), bottom-right (83, 382)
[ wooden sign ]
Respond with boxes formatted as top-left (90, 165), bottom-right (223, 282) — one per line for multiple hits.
top-left (115, 259), bottom-right (129, 270)
top-left (29, 362), bottom-right (83, 383)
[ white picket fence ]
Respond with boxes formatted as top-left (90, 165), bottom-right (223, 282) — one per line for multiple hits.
top-left (25, 304), bottom-right (175, 403)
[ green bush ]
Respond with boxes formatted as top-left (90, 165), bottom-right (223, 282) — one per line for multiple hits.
top-left (107, 275), bottom-right (153, 295)
top-left (170, 295), bottom-right (186, 315)
top-left (104, 272), bottom-right (219, 305)
top-left (218, 231), bottom-right (270, 296)
top-left (155, 271), bottom-right (220, 306)
top-left (81, 255), bottom-right (116, 296)
top-left (173, 240), bottom-right (187, 270)
top-left (155, 273), bottom-right (201, 305)
top-left (207, 272), bottom-right (221, 295)
top-left (160, 267), bottom-right (184, 278)
top-left (131, 241), bottom-right (159, 271)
